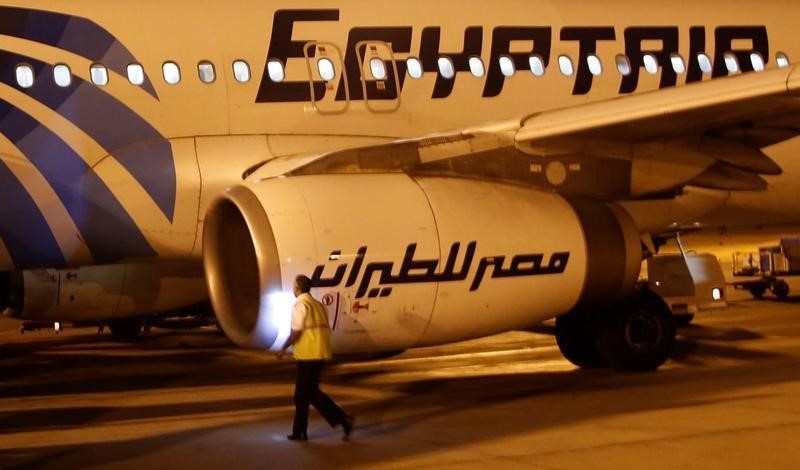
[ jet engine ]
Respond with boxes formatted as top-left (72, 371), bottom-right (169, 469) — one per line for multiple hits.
top-left (0, 263), bottom-right (208, 323)
top-left (204, 174), bottom-right (674, 370)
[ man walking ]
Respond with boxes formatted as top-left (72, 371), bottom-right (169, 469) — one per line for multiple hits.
top-left (279, 274), bottom-right (354, 441)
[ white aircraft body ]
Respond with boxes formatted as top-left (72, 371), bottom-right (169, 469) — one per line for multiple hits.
top-left (1, 0), bottom-right (800, 370)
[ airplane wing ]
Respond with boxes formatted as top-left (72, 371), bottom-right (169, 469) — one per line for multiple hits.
top-left (271, 65), bottom-right (800, 198)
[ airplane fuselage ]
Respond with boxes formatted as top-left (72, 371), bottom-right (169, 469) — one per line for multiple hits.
top-left (1, 0), bottom-right (800, 272)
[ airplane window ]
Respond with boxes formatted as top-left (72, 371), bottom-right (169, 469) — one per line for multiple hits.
top-left (317, 58), bottom-right (336, 81)
top-left (267, 60), bottom-right (284, 83)
top-left (643, 54), bottom-right (659, 74)
top-left (127, 63), bottom-right (144, 85)
top-left (469, 56), bottom-right (485, 78)
top-left (198, 61), bottom-right (216, 83)
top-left (369, 58), bottom-right (387, 81)
top-left (587, 54), bottom-right (602, 75)
top-left (438, 57), bottom-right (455, 79)
top-left (750, 52), bottom-right (766, 72)
top-left (777, 52), bottom-right (790, 68)
top-left (53, 64), bottom-right (71, 88)
top-left (616, 55), bottom-right (632, 76)
top-left (162, 62), bottom-right (181, 84)
top-left (91, 64), bottom-right (109, 86)
top-left (499, 55), bottom-right (515, 77)
top-left (15, 64), bottom-right (34, 88)
top-left (529, 55), bottom-right (545, 76)
top-left (723, 52), bottom-right (740, 73)
top-left (670, 54), bottom-right (686, 74)
top-left (558, 55), bottom-right (574, 76)
top-left (697, 53), bottom-right (713, 73)
top-left (233, 60), bottom-right (251, 83)
top-left (406, 57), bottom-right (423, 78)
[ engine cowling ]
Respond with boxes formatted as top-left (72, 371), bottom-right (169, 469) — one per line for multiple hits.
top-left (203, 174), bottom-right (642, 353)
top-left (0, 263), bottom-right (207, 322)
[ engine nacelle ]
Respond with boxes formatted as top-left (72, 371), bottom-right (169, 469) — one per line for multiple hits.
top-left (0, 263), bottom-right (207, 322)
top-left (203, 174), bottom-right (642, 353)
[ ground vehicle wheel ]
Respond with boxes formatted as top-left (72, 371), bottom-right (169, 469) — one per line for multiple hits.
top-left (555, 311), bottom-right (606, 368)
top-left (772, 280), bottom-right (789, 300)
top-left (674, 313), bottom-right (695, 326)
top-left (596, 290), bottom-right (676, 372)
top-left (749, 286), bottom-right (766, 299)
top-left (109, 318), bottom-right (144, 340)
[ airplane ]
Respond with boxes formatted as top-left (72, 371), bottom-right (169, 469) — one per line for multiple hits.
top-left (1, 0), bottom-right (800, 371)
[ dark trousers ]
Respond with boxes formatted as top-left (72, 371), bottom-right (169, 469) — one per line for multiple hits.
top-left (293, 360), bottom-right (347, 434)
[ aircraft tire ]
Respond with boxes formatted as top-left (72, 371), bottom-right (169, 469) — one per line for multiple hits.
top-left (109, 318), bottom-right (144, 340)
top-left (596, 290), bottom-right (676, 372)
top-left (555, 312), bottom-right (606, 368)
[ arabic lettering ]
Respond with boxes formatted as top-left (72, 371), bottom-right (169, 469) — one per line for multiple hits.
top-left (310, 241), bottom-right (569, 299)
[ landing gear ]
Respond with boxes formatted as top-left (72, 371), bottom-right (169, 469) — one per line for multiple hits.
top-left (555, 312), bottom-right (605, 368)
top-left (108, 318), bottom-right (144, 340)
top-left (556, 289), bottom-right (676, 372)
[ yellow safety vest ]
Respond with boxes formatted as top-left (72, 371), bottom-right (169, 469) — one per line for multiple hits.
top-left (292, 293), bottom-right (333, 360)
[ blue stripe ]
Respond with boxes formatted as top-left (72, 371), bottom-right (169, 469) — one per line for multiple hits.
top-left (0, 6), bottom-right (159, 99)
top-left (0, 100), bottom-right (156, 264)
top-left (0, 159), bottom-right (65, 268)
top-left (0, 50), bottom-right (177, 222)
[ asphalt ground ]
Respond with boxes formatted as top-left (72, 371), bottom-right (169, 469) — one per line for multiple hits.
top-left (1, 288), bottom-right (799, 469)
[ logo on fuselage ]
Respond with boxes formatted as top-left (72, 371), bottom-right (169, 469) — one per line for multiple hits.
top-left (257, 9), bottom-right (770, 102)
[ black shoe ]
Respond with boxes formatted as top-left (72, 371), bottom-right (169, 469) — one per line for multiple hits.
top-left (287, 432), bottom-right (308, 441)
top-left (341, 416), bottom-right (355, 441)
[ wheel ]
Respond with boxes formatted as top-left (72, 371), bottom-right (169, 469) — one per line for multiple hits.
top-left (749, 286), bottom-right (766, 300)
top-left (555, 311), bottom-right (606, 368)
top-left (596, 290), bottom-right (676, 372)
top-left (109, 318), bottom-right (144, 340)
top-left (674, 313), bottom-right (695, 326)
top-left (772, 280), bottom-right (789, 300)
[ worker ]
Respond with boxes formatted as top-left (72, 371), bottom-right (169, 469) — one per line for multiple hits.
top-left (279, 274), bottom-right (354, 441)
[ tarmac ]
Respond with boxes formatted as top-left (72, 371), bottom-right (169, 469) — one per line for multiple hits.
top-left (1, 288), bottom-right (800, 469)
